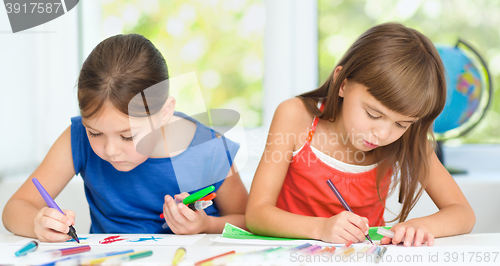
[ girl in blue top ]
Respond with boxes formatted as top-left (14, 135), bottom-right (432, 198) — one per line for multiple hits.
top-left (3, 34), bottom-right (248, 242)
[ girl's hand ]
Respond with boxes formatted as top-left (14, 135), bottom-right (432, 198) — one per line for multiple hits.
top-left (380, 221), bottom-right (434, 247)
top-left (162, 193), bottom-right (209, 234)
top-left (320, 211), bottom-right (369, 244)
top-left (33, 207), bottom-right (75, 242)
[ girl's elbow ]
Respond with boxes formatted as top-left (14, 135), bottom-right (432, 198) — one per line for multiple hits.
top-left (245, 205), bottom-right (263, 233)
top-left (2, 205), bottom-right (15, 233)
top-left (1, 211), bottom-right (8, 232)
top-left (245, 208), bottom-right (255, 231)
top-left (465, 207), bottom-right (476, 233)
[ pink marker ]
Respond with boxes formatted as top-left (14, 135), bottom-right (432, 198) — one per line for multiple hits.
top-left (368, 245), bottom-right (378, 254)
top-left (303, 245), bottom-right (322, 254)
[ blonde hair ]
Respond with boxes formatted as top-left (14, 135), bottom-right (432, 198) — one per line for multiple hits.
top-left (299, 23), bottom-right (446, 222)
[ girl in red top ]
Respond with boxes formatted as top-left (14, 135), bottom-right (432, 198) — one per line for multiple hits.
top-left (246, 23), bottom-right (475, 247)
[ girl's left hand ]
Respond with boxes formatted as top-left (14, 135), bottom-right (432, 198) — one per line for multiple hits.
top-left (162, 192), bottom-right (210, 234)
top-left (380, 221), bottom-right (434, 247)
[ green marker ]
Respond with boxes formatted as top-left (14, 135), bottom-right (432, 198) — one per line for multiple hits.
top-left (183, 186), bottom-right (215, 205)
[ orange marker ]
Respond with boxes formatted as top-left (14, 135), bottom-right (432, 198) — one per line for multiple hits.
top-left (321, 246), bottom-right (336, 253)
top-left (199, 193), bottom-right (216, 201)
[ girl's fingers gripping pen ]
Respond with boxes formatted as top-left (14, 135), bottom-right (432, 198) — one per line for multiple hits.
top-left (160, 200), bottom-right (213, 219)
top-left (161, 200), bottom-right (213, 229)
top-left (32, 178), bottom-right (80, 243)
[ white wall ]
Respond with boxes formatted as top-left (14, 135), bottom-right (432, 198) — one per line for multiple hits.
top-left (0, 2), bottom-right (80, 178)
top-left (0, 0), bottom-right (81, 234)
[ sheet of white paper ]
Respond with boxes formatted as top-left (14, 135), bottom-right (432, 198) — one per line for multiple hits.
top-left (211, 236), bottom-right (346, 246)
top-left (10, 234), bottom-right (205, 246)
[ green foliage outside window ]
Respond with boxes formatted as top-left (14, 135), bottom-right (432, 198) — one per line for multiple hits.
top-left (101, 0), bottom-right (264, 127)
top-left (318, 0), bottom-right (500, 143)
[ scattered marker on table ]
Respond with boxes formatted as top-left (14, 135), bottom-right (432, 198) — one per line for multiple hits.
top-left (172, 247), bottom-right (186, 266)
top-left (375, 246), bottom-right (387, 263)
top-left (15, 240), bottom-right (38, 257)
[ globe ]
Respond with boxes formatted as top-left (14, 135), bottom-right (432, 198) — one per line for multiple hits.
top-left (433, 40), bottom-right (493, 174)
top-left (433, 40), bottom-right (492, 140)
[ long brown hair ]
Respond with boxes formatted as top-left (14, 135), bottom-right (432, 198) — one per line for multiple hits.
top-left (299, 23), bottom-right (446, 222)
top-left (78, 34), bottom-right (169, 119)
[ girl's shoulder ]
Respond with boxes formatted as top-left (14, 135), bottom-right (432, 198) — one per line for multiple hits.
top-left (272, 98), bottom-right (317, 151)
top-left (274, 97), bottom-right (316, 130)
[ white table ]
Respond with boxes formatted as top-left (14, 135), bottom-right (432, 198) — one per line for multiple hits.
top-left (1, 233), bottom-right (500, 265)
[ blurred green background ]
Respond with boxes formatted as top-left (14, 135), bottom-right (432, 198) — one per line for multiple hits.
top-left (101, 0), bottom-right (499, 143)
top-left (100, 0), bottom-right (264, 127)
top-left (318, 0), bottom-right (500, 144)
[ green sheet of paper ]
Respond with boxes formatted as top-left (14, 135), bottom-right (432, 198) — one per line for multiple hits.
top-left (221, 223), bottom-right (392, 242)
top-left (222, 223), bottom-right (306, 241)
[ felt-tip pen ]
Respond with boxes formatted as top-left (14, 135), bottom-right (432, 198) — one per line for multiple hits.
top-left (15, 240), bottom-right (38, 256)
top-left (326, 179), bottom-right (373, 244)
top-left (160, 200), bottom-right (213, 219)
top-left (100, 250), bottom-right (153, 265)
top-left (32, 178), bottom-right (80, 243)
top-left (30, 245), bottom-right (91, 261)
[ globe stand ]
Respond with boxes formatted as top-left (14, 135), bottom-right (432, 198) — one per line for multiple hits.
top-left (436, 141), bottom-right (467, 175)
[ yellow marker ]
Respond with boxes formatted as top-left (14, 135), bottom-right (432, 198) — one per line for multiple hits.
top-left (172, 247), bottom-right (186, 266)
top-left (343, 247), bottom-right (355, 255)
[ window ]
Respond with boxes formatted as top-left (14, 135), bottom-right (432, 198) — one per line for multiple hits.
top-left (100, 0), bottom-right (264, 127)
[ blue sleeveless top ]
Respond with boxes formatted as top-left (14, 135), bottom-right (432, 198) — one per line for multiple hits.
top-left (70, 112), bottom-right (239, 234)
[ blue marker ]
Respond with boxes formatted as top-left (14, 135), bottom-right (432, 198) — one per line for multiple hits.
top-left (15, 240), bottom-right (38, 256)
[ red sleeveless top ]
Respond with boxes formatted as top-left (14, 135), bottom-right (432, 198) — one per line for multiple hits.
top-left (276, 102), bottom-right (391, 226)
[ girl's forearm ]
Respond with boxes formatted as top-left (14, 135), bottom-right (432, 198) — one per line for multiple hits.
top-left (204, 214), bottom-right (247, 234)
top-left (407, 203), bottom-right (475, 237)
top-left (246, 203), bottom-right (325, 240)
top-left (2, 199), bottom-right (38, 238)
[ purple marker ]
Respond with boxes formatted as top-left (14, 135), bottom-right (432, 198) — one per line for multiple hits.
top-left (326, 179), bottom-right (373, 244)
top-left (303, 245), bottom-right (322, 254)
top-left (32, 178), bottom-right (80, 243)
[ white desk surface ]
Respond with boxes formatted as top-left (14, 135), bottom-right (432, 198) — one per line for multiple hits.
top-left (1, 233), bottom-right (500, 265)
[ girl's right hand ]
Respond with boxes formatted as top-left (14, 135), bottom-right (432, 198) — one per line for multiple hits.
top-left (33, 207), bottom-right (75, 242)
top-left (320, 211), bottom-right (369, 244)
